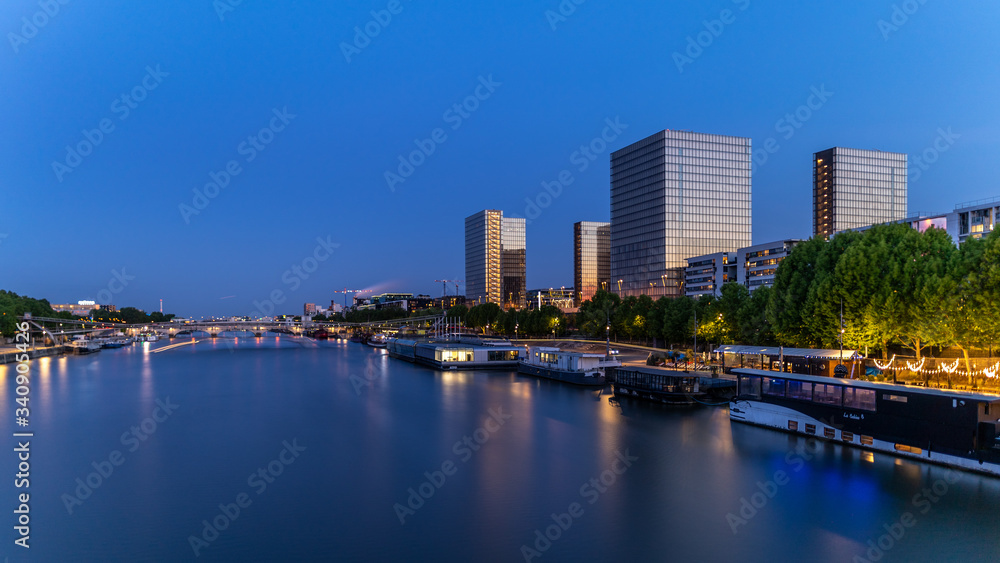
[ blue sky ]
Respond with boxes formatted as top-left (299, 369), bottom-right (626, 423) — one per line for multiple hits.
top-left (2, 1), bottom-right (998, 316)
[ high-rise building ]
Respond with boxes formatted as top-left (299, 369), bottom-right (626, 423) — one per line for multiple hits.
top-left (465, 210), bottom-right (526, 308)
top-left (813, 147), bottom-right (907, 238)
top-left (573, 221), bottom-right (611, 306)
top-left (501, 216), bottom-right (526, 308)
top-left (611, 130), bottom-right (752, 298)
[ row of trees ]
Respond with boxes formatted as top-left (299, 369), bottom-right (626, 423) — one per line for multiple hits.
top-left (1, 290), bottom-right (176, 338)
top-left (568, 225), bottom-right (999, 371)
top-left (768, 224), bottom-right (999, 368)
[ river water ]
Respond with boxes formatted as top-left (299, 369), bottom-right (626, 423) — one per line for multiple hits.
top-left (2, 337), bottom-right (998, 562)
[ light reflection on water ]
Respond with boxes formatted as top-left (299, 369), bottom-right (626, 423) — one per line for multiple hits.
top-left (2, 339), bottom-right (999, 562)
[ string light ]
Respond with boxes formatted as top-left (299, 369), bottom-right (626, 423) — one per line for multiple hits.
top-left (873, 355), bottom-right (895, 370)
top-left (905, 358), bottom-right (926, 372)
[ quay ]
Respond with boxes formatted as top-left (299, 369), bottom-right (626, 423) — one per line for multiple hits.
top-left (0, 345), bottom-right (69, 365)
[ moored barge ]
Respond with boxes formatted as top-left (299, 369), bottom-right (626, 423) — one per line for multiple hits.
top-left (517, 346), bottom-right (616, 387)
top-left (386, 337), bottom-right (521, 370)
top-left (730, 368), bottom-right (1000, 476)
top-left (612, 366), bottom-right (706, 404)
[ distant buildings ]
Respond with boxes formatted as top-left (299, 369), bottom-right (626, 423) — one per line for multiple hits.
top-left (527, 288), bottom-right (575, 310)
top-left (684, 252), bottom-right (735, 298)
top-left (684, 239), bottom-right (800, 297)
top-left (303, 303), bottom-right (318, 316)
top-left (737, 239), bottom-right (801, 292)
top-left (837, 195), bottom-right (999, 247)
top-left (51, 300), bottom-right (97, 316)
top-left (465, 210), bottom-right (526, 308)
top-left (611, 130), bottom-right (751, 298)
top-left (813, 147), bottom-right (907, 238)
top-left (954, 196), bottom-right (999, 243)
top-left (573, 221), bottom-right (610, 306)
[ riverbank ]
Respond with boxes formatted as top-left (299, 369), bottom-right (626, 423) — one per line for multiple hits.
top-left (0, 345), bottom-right (69, 364)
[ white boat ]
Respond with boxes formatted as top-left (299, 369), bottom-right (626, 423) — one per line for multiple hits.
top-left (68, 337), bottom-right (101, 355)
top-left (137, 333), bottom-right (160, 342)
top-left (517, 346), bottom-right (619, 387)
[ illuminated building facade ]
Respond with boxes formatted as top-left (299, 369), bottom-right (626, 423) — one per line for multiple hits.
top-left (573, 221), bottom-right (610, 306)
top-left (611, 129), bottom-right (751, 298)
top-left (465, 210), bottom-right (526, 308)
top-left (813, 147), bottom-right (907, 239)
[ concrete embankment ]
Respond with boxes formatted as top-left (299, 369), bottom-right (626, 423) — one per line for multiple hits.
top-left (0, 346), bottom-right (69, 364)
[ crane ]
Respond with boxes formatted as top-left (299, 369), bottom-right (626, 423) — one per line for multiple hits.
top-left (333, 288), bottom-right (369, 307)
top-left (434, 280), bottom-right (463, 297)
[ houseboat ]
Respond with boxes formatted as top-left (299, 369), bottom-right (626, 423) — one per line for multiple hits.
top-left (386, 337), bottom-right (521, 370)
top-left (612, 366), bottom-right (706, 404)
top-left (517, 347), bottom-right (618, 386)
top-left (729, 368), bottom-right (1000, 476)
top-left (68, 337), bottom-right (101, 355)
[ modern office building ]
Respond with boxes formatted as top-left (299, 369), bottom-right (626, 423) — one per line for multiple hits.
top-left (611, 130), bottom-right (752, 298)
top-left (465, 210), bottom-right (526, 308)
top-left (684, 252), bottom-right (736, 297)
top-left (813, 147), bottom-right (907, 239)
top-left (954, 196), bottom-right (999, 244)
top-left (573, 221), bottom-right (611, 306)
top-left (684, 239), bottom-right (801, 297)
top-left (737, 239), bottom-right (801, 292)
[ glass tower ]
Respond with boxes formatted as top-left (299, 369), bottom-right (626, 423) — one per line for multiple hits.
top-left (501, 217), bottom-right (526, 309)
top-left (573, 221), bottom-right (611, 306)
top-left (813, 147), bottom-right (907, 238)
top-left (465, 210), bottom-right (526, 308)
top-left (610, 130), bottom-right (752, 298)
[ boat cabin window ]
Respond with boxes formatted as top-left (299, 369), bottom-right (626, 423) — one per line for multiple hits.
top-left (738, 376), bottom-right (761, 399)
top-left (787, 380), bottom-right (813, 401)
top-left (763, 377), bottom-right (785, 397)
top-left (844, 388), bottom-right (876, 412)
top-left (813, 383), bottom-right (842, 406)
top-left (489, 350), bottom-right (519, 361)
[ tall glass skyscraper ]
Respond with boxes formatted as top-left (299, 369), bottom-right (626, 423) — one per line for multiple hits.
top-left (574, 221), bottom-right (610, 306)
top-left (501, 217), bottom-right (526, 309)
top-left (465, 210), bottom-right (526, 308)
top-left (813, 147), bottom-right (907, 238)
top-left (610, 130), bottom-right (752, 298)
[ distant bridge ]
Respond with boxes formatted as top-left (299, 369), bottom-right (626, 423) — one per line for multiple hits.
top-left (18, 314), bottom-right (457, 343)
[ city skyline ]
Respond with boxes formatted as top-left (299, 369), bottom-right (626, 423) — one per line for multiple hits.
top-left (3, 3), bottom-right (997, 315)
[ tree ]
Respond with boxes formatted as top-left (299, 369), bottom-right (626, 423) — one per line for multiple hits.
top-left (578, 290), bottom-right (621, 339)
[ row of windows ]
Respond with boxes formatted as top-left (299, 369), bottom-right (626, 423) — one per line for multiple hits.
top-left (739, 375), bottom-right (877, 411)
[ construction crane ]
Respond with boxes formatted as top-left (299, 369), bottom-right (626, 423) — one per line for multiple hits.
top-left (434, 280), bottom-right (463, 297)
top-left (333, 288), bottom-right (369, 307)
